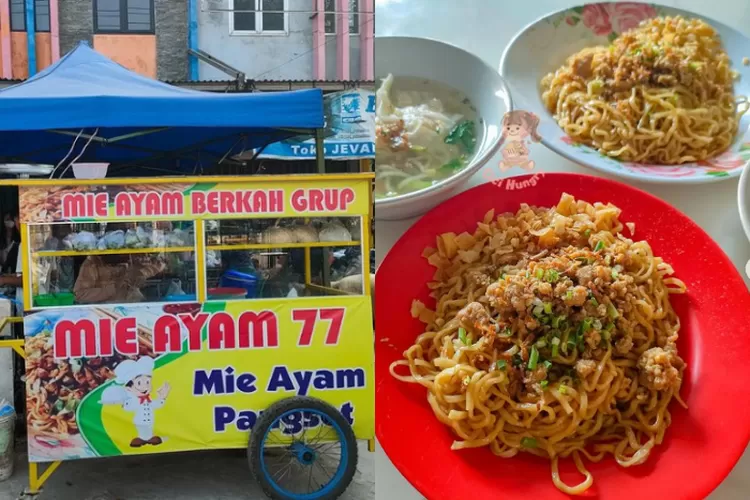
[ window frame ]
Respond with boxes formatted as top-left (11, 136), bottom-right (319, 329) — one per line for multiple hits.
top-left (9, 0), bottom-right (52, 33)
top-left (229, 0), bottom-right (289, 37)
top-left (324, 0), bottom-right (360, 36)
top-left (93, 0), bottom-right (156, 35)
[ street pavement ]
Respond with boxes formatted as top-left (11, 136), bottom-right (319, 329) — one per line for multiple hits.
top-left (0, 440), bottom-right (374, 499)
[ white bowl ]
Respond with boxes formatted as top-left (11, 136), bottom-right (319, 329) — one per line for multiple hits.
top-left (374, 36), bottom-right (512, 221)
top-left (501, 2), bottom-right (750, 184)
top-left (72, 162), bottom-right (109, 179)
top-left (738, 162), bottom-right (750, 278)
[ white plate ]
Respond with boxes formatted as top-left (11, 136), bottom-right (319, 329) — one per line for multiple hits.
top-left (500, 2), bottom-right (750, 184)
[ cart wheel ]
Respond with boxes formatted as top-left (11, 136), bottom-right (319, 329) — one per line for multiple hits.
top-left (248, 396), bottom-right (358, 500)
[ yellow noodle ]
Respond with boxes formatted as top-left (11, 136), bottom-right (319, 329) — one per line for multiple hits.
top-left (540, 16), bottom-right (748, 164)
top-left (390, 193), bottom-right (686, 495)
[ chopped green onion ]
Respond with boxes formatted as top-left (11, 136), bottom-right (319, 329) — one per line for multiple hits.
top-left (611, 269), bottom-right (619, 279)
top-left (544, 269), bottom-right (560, 283)
top-left (536, 339), bottom-right (547, 349)
top-left (594, 241), bottom-right (605, 252)
top-left (501, 326), bottom-right (513, 337)
top-left (543, 302), bottom-right (553, 314)
top-left (566, 290), bottom-right (574, 300)
top-left (535, 268), bottom-right (544, 279)
top-left (575, 256), bottom-right (590, 264)
top-left (602, 328), bottom-right (611, 341)
top-left (688, 61), bottom-right (702, 71)
top-left (528, 346), bottom-right (539, 370)
top-left (463, 376), bottom-right (471, 385)
top-left (532, 305), bottom-right (545, 317)
top-left (607, 302), bottom-right (620, 319)
top-left (589, 296), bottom-right (599, 307)
top-left (521, 437), bottom-right (538, 448)
top-left (506, 345), bottom-right (520, 356)
top-left (578, 341), bottom-right (585, 353)
top-left (410, 145), bottom-right (427, 152)
top-left (605, 322), bottom-right (615, 332)
top-left (551, 315), bottom-right (561, 328)
top-left (551, 337), bottom-right (561, 357)
top-left (543, 360), bottom-right (553, 370)
top-left (559, 384), bottom-right (568, 395)
top-left (593, 319), bottom-right (602, 331)
top-left (512, 354), bottom-right (523, 367)
top-left (497, 360), bottom-right (507, 370)
top-left (589, 79), bottom-right (603, 94)
top-left (582, 317), bottom-right (593, 333)
top-left (540, 380), bottom-right (549, 389)
top-left (584, 229), bottom-right (592, 237)
top-left (458, 327), bottom-right (468, 345)
top-left (525, 271), bottom-right (531, 278)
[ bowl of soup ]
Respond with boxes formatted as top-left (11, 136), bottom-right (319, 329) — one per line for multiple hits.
top-left (375, 36), bottom-right (512, 221)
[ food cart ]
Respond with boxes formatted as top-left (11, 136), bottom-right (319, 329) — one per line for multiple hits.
top-left (0, 44), bottom-right (374, 500)
top-left (0, 173), bottom-right (374, 499)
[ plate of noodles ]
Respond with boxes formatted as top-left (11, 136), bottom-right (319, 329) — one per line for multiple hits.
top-left (376, 173), bottom-right (750, 499)
top-left (499, 3), bottom-right (750, 183)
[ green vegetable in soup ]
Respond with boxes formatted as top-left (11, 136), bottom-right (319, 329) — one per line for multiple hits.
top-left (401, 179), bottom-right (434, 192)
top-left (440, 157), bottom-right (465, 174)
top-left (444, 120), bottom-right (477, 155)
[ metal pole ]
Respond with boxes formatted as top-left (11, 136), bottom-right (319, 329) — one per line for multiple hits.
top-left (315, 128), bottom-right (325, 174)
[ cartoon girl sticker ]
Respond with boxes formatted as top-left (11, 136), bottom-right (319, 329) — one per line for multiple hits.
top-left (498, 110), bottom-right (541, 171)
top-left (101, 357), bottom-right (170, 448)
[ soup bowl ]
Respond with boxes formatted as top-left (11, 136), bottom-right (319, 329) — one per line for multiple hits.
top-left (374, 36), bottom-right (513, 221)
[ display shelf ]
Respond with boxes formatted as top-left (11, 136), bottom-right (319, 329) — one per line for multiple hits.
top-left (206, 241), bottom-right (360, 251)
top-left (35, 246), bottom-right (195, 257)
top-left (306, 283), bottom-right (353, 296)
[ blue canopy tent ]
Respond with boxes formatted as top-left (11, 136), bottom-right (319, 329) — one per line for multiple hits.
top-left (0, 43), bottom-right (325, 176)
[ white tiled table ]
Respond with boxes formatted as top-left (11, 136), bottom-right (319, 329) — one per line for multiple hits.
top-left (374, 0), bottom-right (750, 498)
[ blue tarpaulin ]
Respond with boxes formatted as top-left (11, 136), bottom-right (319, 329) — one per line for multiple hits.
top-left (0, 43), bottom-right (324, 170)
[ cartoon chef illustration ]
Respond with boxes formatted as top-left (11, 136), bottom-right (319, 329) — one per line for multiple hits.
top-left (101, 357), bottom-right (170, 448)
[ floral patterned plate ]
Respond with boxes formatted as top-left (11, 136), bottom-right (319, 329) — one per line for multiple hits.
top-left (499, 2), bottom-right (750, 184)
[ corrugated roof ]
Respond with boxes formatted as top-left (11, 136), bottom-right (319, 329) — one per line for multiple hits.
top-left (0, 77), bottom-right (374, 91)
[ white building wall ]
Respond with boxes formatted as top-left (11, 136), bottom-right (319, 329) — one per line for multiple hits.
top-left (198, 0), bottom-right (361, 81)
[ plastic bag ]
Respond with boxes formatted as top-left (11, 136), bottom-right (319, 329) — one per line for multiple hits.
top-left (151, 229), bottom-right (166, 248)
top-left (62, 234), bottom-right (75, 250)
top-left (206, 250), bottom-right (221, 267)
top-left (103, 230), bottom-right (125, 249)
top-left (72, 231), bottom-right (98, 251)
top-left (124, 229), bottom-right (140, 248)
top-left (319, 221), bottom-right (352, 242)
top-left (165, 279), bottom-right (184, 297)
top-left (136, 226), bottom-right (152, 247)
top-left (97, 237), bottom-right (107, 250)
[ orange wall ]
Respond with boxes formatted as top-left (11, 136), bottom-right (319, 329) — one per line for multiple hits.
top-left (10, 32), bottom-right (53, 79)
top-left (93, 34), bottom-right (156, 78)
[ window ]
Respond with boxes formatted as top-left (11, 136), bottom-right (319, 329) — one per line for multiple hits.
top-left (324, 0), bottom-right (359, 35)
top-left (9, 0), bottom-right (51, 32)
top-left (94, 0), bottom-right (154, 34)
top-left (231, 0), bottom-right (287, 35)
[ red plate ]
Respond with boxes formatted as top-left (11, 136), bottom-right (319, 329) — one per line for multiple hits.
top-left (375, 173), bottom-right (750, 500)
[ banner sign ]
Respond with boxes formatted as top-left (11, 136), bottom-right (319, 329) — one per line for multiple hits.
top-left (23, 296), bottom-right (374, 462)
top-left (258, 90), bottom-right (375, 161)
top-left (19, 178), bottom-right (371, 224)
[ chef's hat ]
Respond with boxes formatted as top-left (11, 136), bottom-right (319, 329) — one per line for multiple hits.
top-left (114, 357), bottom-right (155, 385)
